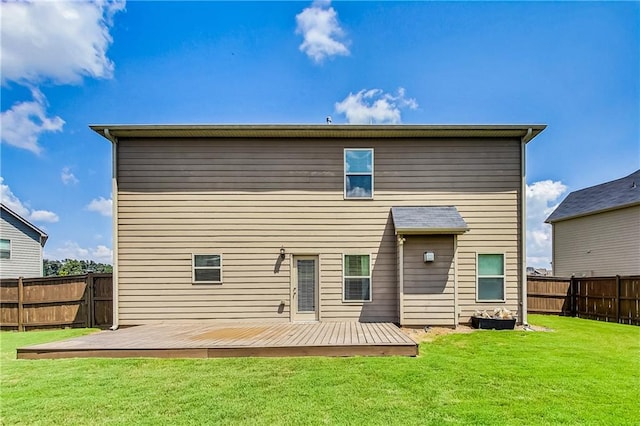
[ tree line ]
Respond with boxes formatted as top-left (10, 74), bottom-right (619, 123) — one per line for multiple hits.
top-left (44, 259), bottom-right (113, 276)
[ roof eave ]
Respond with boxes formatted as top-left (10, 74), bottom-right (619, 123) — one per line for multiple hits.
top-left (89, 124), bottom-right (547, 141)
top-left (395, 227), bottom-right (469, 235)
top-left (545, 201), bottom-right (640, 224)
top-left (0, 203), bottom-right (49, 243)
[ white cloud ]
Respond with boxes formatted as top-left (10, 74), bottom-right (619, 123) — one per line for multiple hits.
top-left (0, 88), bottom-right (65, 154)
top-left (335, 87), bottom-right (418, 124)
top-left (86, 197), bottom-right (112, 217)
top-left (0, 177), bottom-right (59, 223)
top-left (295, 0), bottom-right (349, 63)
top-left (526, 180), bottom-right (568, 269)
top-left (61, 167), bottom-right (79, 185)
top-left (45, 241), bottom-right (113, 264)
top-left (0, 0), bottom-right (124, 154)
top-left (0, 177), bottom-right (30, 218)
top-left (28, 209), bottom-right (59, 223)
top-left (1, 0), bottom-right (126, 85)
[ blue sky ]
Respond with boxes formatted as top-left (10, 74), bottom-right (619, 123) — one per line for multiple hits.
top-left (1, 1), bottom-right (638, 268)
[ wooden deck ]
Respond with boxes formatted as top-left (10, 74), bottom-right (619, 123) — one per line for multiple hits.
top-left (17, 322), bottom-right (418, 359)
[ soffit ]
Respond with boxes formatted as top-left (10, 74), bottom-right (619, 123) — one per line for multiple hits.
top-left (90, 124), bottom-right (546, 141)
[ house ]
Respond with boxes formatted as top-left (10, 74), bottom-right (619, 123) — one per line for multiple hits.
top-left (546, 169), bottom-right (640, 277)
top-left (91, 124), bottom-right (545, 328)
top-left (0, 203), bottom-right (48, 279)
top-left (526, 267), bottom-right (551, 277)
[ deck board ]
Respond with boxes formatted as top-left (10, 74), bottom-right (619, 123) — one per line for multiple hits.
top-left (17, 322), bottom-right (417, 359)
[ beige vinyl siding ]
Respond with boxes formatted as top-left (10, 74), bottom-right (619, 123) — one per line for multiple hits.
top-left (402, 236), bottom-right (455, 326)
top-left (552, 205), bottom-right (640, 277)
top-left (0, 212), bottom-right (43, 279)
top-left (116, 137), bottom-right (521, 325)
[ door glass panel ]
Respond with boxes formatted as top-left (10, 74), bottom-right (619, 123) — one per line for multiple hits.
top-left (297, 260), bottom-right (315, 312)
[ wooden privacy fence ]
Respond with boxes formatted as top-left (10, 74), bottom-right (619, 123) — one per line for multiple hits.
top-left (527, 275), bottom-right (640, 325)
top-left (0, 273), bottom-right (112, 331)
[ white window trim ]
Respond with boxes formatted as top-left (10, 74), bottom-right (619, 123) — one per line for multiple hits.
top-left (342, 253), bottom-right (373, 302)
top-left (0, 239), bottom-right (10, 260)
top-left (475, 252), bottom-right (506, 302)
top-left (344, 148), bottom-right (374, 200)
top-left (192, 253), bottom-right (223, 284)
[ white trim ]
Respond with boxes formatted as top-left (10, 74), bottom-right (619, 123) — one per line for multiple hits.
top-left (342, 253), bottom-right (373, 302)
top-left (343, 148), bottom-right (374, 200)
top-left (192, 253), bottom-right (223, 284)
top-left (475, 252), bottom-right (507, 303)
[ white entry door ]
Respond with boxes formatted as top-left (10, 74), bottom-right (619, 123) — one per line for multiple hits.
top-left (292, 256), bottom-right (319, 321)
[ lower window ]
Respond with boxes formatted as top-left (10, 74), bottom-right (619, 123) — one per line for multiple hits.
top-left (343, 254), bottom-right (371, 301)
top-left (192, 254), bottom-right (222, 284)
top-left (0, 239), bottom-right (10, 259)
top-left (477, 253), bottom-right (505, 301)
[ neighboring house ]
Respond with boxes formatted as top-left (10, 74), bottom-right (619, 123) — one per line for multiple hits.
top-left (92, 124), bottom-right (545, 327)
top-left (546, 169), bottom-right (640, 277)
top-left (0, 203), bottom-right (48, 279)
top-left (526, 267), bottom-right (552, 277)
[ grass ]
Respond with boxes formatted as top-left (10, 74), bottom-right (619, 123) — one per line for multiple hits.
top-left (1, 315), bottom-right (638, 425)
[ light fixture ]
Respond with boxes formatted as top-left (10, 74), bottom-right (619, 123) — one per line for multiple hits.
top-left (279, 247), bottom-right (286, 260)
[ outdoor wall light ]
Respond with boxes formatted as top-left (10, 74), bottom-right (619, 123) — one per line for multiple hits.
top-left (280, 247), bottom-right (286, 260)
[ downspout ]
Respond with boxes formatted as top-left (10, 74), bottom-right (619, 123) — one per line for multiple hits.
top-left (453, 234), bottom-right (459, 327)
top-left (397, 235), bottom-right (405, 325)
top-left (104, 129), bottom-right (120, 330)
top-left (520, 128), bottom-right (533, 326)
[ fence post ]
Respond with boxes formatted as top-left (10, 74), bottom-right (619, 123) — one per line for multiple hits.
top-left (615, 275), bottom-right (621, 324)
top-left (570, 275), bottom-right (577, 317)
top-left (87, 273), bottom-right (95, 328)
top-left (17, 276), bottom-right (24, 332)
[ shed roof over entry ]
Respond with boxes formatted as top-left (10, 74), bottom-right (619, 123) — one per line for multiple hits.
top-left (391, 206), bottom-right (469, 235)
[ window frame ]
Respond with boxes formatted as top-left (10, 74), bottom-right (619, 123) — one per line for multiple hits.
top-left (342, 253), bottom-right (373, 302)
top-left (0, 239), bottom-right (10, 260)
top-left (344, 148), bottom-right (374, 200)
top-left (475, 252), bottom-right (506, 302)
top-left (192, 253), bottom-right (223, 284)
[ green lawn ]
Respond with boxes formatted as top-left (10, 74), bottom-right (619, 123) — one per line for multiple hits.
top-left (1, 315), bottom-right (638, 425)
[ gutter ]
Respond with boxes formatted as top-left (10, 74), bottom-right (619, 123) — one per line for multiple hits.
top-left (104, 129), bottom-right (120, 331)
top-left (520, 128), bottom-right (532, 325)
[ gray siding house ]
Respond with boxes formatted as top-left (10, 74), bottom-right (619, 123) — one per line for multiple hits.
top-left (92, 124), bottom-right (545, 328)
top-left (0, 204), bottom-right (48, 279)
top-left (546, 169), bottom-right (640, 277)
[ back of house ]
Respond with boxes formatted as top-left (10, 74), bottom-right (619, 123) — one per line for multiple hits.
top-left (92, 124), bottom-right (544, 327)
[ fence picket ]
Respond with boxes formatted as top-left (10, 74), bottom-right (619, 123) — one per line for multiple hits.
top-left (0, 274), bottom-right (112, 331)
top-left (528, 275), bottom-right (640, 326)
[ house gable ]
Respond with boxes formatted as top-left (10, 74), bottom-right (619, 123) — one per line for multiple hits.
top-left (0, 204), bottom-right (48, 278)
top-left (546, 169), bottom-right (640, 223)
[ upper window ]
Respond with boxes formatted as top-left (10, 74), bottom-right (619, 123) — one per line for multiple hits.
top-left (192, 254), bottom-right (222, 284)
top-left (344, 149), bottom-right (373, 199)
top-left (0, 239), bottom-right (10, 259)
top-left (343, 254), bottom-right (372, 302)
top-left (477, 254), bottom-right (505, 301)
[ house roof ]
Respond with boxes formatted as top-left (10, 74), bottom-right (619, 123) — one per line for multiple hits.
top-left (391, 206), bottom-right (469, 235)
top-left (545, 169), bottom-right (640, 223)
top-left (90, 124), bottom-right (545, 142)
top-left (0, 203), bottom-right (49, 246)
